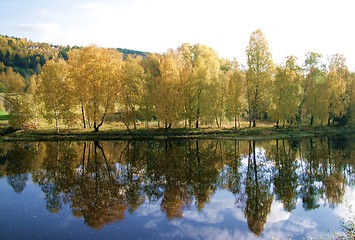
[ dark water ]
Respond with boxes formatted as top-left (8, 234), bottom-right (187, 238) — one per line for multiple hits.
top-left (0, 137), bottom-right (354, 240)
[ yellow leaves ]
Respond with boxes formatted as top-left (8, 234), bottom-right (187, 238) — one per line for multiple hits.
top-left (5, 94), bottom-right (33, 129)
top-left (159, 51), bottom-right (180, 85)
top-left (192, 44), bottom-right (220, 84)
top-left (227, 61), bottom-right (244, 112)
top-left (67, 46), bottom-right (123, 131)
top-left (38, 59), bottom-right (72, 132)
top-left (9, 30), bottom-right (355, 130)
top-left (119, 54), bottom-right (144, 128)
top-left (0, 67), bottom-right (25, 93)
top-left (121, 54), bottom-right (144, 98)
top-left (327, 54), bottom-right (349, 118)
top-left (39, 59), bottom-right (69, 104)
top-left (246, 29), bottom-right (274, 126)
top-left (269, 57), bottom-right (301, 124)
top-left (154, 51), bottom-right (182, 127)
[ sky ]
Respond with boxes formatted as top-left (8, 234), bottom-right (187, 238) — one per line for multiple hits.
top-left (1, 0), bottom-right (355, 69)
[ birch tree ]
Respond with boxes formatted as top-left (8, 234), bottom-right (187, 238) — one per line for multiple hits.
top-left (192, 45), bottom-right (220, 128)
top-left (154, 50), bottom-right (182, 129)
top-left (226, 60), bottom-right (245, 130)
top-left (302, 52), bottom-right (327, 126)
top-left (0, 67), bottom-right (25, 93)
top-left (270, 56), bottom-right (301, 127)
top-left (38, 59), bottom-right (72, 133)
top-left (140, 53), bottom-right (161, 127)
top-left (327, 53), bottom-right (349, 125)
top-left (68, 46), bottom-right (123, 132)
top-left (246, 29), bottom-right (274, 127)
top-left (119, 54), bottom-right (144, 130)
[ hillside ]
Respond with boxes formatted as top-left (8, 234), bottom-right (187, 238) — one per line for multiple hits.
top-left (116, 48), bottom-right (148, 58)
top-left (0, 35), bottom-right (148, 78)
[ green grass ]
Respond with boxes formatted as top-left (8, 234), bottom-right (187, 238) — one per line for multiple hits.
top-left (0, 114), bottom-right (354, 141)
top-left (2, 124), bottom-right (355, 142)
top-left (0, 110), bottom-right (9, 121)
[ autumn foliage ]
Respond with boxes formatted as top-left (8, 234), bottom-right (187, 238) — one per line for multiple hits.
top-left (2, 30), bottom-right (355, 131)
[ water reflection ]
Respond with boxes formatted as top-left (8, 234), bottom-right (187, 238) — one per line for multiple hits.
top-left (0, 138), bottom-right (354, 237)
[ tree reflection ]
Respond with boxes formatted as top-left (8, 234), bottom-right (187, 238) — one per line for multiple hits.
top-left (191, 140), bottom-right (219, 211)
top-left (37, 141), bottom-right (79, 213)
top-left (245, 140), bottom-right (273, 236)
top-left (298, 138), bottom-right (322, 210)
top-left (224, 140), bottom-right (242, 195)
top-left (160, 141), bottom-right (192, 219)
top-left (324, 138), bottom-right (345, 207)
top-left (123, 141), bottom-right (146, 214)
top-left (271, 139), bottom-right (298, 212)
top-left (5, 143), bottom-right (37, 192)
top-left (71, 142), bottom-right (126, 229)
top-left (0, 137), bottom-right (354, 234)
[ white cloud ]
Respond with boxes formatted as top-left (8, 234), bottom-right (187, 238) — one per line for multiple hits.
top-left (334, 186), bottom-right (355, 220)
top-left (183, 206), bottom-right (225, 224)
top-left (266, 200), bottom-right (291, 223)
top-left (136, 201), bottom-right (163, 217)
top-left (143, 219), bottom-right (160, 229)
top-left (18, 22), bottom-right (64, 37)
top-left (171, 223), bottom-right (255, 240)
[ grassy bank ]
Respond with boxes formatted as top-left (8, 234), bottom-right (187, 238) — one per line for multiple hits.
top-left (0, 109), bottom-right (353, 141)
top-left (1, 125), bottom-right (354, 142)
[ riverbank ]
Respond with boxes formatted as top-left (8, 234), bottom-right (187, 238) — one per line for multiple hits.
top-left (1, 125), bottom-right (354, 142)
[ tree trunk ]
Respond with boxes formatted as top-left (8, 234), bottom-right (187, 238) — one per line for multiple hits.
top-left (234, 115), bottom-right (237, 131)
top-left (196, 89), bottom-right (201, 129)
top-left (131, 107), bottom-right (137, 130)
top-left (297, 105), bottom-right (303, 128)
top-left (196, 140), bottom-right (200, 164)
top-left (252, 140), bottom-right (259, 188)
top-left (81, 105), bottom-right (86, 129)
top-left (93, 111), bottom-right (107, 132)
top-left (196, 106), bottom-right (200, 129)
top-left (93, 122), bottom-right (99, 132)
top-left (55, 117), bottom-right (59, 133)
top-left (54, 108), bottom-right (59, 134)
top-left (81, 142), bottom-right (87, 174)
top-left (123, 122), bottom-right (131, 131)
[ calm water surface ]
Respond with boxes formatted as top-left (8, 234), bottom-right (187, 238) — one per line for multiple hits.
top-left (0, 137), bottom-right (354, 240)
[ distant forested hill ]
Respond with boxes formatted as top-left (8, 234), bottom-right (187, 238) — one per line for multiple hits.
top-left (0, 35), bottom-right (148, 78)
top-left (116, 48), bottom-right (148, 58)
top-left (0, 35), bottom-right (76, 78)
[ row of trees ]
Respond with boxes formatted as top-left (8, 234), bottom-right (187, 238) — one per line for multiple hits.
top-left (3, 29), bottom-right (355, 132)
